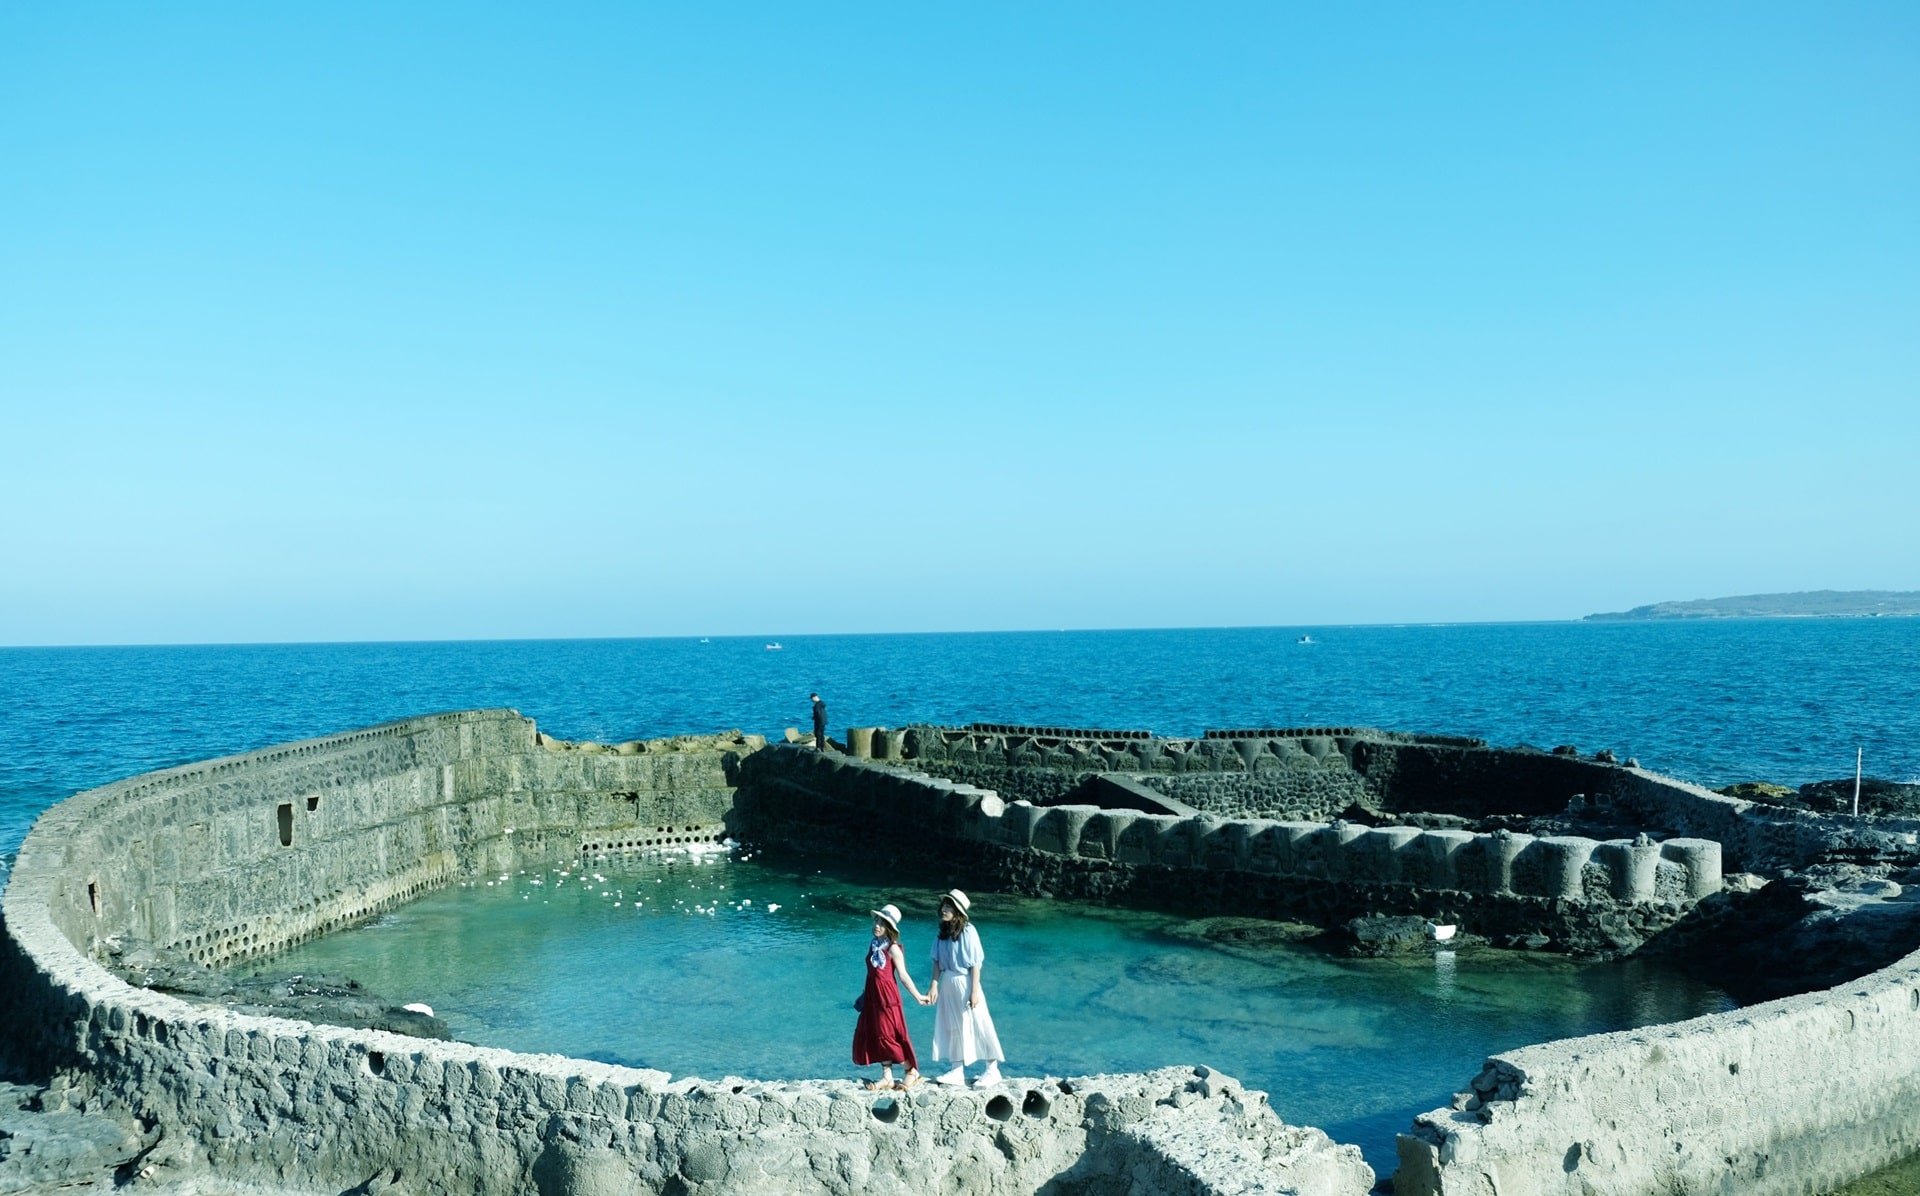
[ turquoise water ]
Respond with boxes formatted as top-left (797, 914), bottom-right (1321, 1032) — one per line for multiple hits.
top-left (248, 845), bottom-right (1733, 1176)
top-left (6, 620), bottom-right (1919, 855)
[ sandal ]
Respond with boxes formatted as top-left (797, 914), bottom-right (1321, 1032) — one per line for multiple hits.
top-left (899, 1070), bottom-right (923, 1090)
top-left (865, 1079), bottom-right (898, 1092)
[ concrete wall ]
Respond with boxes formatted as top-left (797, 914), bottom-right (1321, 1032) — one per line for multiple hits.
top-left (0, 711), bottom-right (1370, 1196)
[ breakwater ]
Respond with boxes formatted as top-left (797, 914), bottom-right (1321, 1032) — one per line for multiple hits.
top-left (4, 709), bottom-right (1920, 1194)
top-left (0, 711), bottom-right (1366, 1195)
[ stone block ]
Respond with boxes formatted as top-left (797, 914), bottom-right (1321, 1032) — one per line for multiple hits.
top-left (1659, 838), bottom-right (1723, 898)
top-left (1516, 836), bottom-right (1598, 900)
top-left (1152, 818), bottom-right (1200, 868)
top-left (1115, 813), bottom-right (1175, 865)
top-left (1412, 829), bottom-right (1476, 890)
top-left (1001, 802), bottom-right (1041, 849)
top-left (1594, 839), bottom-right (1661, 901)
top-left (1351, 827), bottom-right (1423, 885)
top-left (1081, 811), bottom-right (1139, 860)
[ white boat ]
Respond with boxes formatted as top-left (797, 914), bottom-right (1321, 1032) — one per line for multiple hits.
top-left (764, 642), bottom-right (783, 651)
top-left (1297, 634), bottom-right (1314, 645)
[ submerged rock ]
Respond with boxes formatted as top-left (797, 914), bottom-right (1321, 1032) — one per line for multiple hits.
top-left (1339, 915), bottom-right (1436, 957)
top-left (112, 946), bottom-right (451, 1040)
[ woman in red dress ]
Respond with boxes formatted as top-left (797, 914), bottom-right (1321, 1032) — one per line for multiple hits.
top-left (853, 903), bottom-right (926, 1090)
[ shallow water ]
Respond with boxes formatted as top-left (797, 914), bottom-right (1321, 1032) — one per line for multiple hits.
top-left (248, 846), bottom-right (1733, 1176)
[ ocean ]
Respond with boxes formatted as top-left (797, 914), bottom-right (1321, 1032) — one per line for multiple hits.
top-left (5, 619), bottom-right (1918, 856)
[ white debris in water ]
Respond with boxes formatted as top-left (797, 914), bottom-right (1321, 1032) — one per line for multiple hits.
top-left (766, 904), bottom-right (781, 913)
top-left (402, 1002), bottom-right (434, 1016)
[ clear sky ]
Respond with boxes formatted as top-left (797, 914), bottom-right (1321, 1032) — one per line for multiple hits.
top-left (2, 4), bottom-right (1916, 645)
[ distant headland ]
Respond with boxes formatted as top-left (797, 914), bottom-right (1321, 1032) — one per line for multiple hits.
top-left (1586, 589), bottom-right (1920, 621)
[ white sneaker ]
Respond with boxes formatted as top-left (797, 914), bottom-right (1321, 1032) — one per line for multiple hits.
top-left (935, 1067), bottom-right (965, 1087)
top-left (974, 1063), bottom-right (1002, 1087)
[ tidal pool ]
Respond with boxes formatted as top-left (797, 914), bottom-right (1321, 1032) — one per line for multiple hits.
top-left (248, 846), bottom-right (1733, 1176)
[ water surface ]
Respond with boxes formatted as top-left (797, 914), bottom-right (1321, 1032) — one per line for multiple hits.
top-left (249, 846), bottom-right (1733, 1176)
top-left (7, 620), bottom-right (1918, 854)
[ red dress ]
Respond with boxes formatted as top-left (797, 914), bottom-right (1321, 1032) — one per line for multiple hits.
top-left (852, 939), bottom-right (918, 1070)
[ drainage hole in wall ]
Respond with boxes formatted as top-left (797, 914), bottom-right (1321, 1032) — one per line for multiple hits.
top-left (307, 796), bottom-right (320, 812)
top-left (870, 1097), bottom-right (900, 1124)
top-left (1022, 1090), bottom-right (1051, 1118)
top-left (1728, 1062), bottom-right (1739, 1076)
top-left (984, 1095), bottom-right (1014, 1122)
top-left (366, 1051), bottom-right (387, 1078)
top-left (87, 882), bottom-right (101, 917)
top-left (277, 803), bottom-right (293, 847)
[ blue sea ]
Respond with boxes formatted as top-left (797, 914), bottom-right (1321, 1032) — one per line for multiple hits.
top-left (5, 620), bottom-right (1919, 857)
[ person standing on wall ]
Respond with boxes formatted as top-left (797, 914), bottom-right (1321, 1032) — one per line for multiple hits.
top-left (811, 692), bottom-right (828, 751)
top-left (923, 888), bottom-right (1004, 1088)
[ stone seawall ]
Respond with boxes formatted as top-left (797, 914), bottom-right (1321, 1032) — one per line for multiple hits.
top-left (1397, 944), bottom-right (1920, 1195)
top-left (896, 725), bottom-right (1628, 823)
top-left (741, 748), bottom-right (1720, 955)
top-left (0, 711), bottom-right (1370, 1196)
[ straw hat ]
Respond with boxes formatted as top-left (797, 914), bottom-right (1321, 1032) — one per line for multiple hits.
top-left (870, 904), bottom-right (902, 934)
top-left (943, 889), bottom-right (971, 916)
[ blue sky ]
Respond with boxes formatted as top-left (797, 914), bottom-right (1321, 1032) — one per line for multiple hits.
top-left (2, 4), bottom-right (1916, 644)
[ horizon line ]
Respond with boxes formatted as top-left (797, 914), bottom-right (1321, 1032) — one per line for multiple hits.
top-left (0, 613), bottom-right (1870, 651)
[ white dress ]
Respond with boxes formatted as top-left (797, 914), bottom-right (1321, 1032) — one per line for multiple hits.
top-left (930, 924), bottom-right (1004, 1064)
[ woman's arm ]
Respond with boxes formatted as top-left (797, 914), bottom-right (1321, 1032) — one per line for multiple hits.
top-left (967, 963), bottom-right (984, 1009)
top-left (890, 944), bottom-right (926, 1003)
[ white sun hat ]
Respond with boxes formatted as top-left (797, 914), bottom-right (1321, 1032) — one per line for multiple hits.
top-left (870, 904), bottom-right (902, 934)
top-left (944, 889), bottom-right (971, 916)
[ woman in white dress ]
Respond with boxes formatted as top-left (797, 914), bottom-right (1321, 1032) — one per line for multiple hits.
top-left (922, 888), bottom-right (1004, 1088)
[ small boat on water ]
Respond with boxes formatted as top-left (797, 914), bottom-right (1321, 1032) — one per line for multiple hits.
top-left (698, 638), bottom-right (710, 644)
top-left (764, 642), bottom-right (783, 651)
top-left (1297, 634), bottom-right (1315, 645)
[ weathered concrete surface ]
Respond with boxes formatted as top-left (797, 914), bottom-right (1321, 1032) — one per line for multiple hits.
top-left (1397, 945), bottom-right (1920, 1195)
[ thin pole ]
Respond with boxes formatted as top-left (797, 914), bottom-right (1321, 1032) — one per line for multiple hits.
top-left (1854, 747), bottom-right (1863, 817)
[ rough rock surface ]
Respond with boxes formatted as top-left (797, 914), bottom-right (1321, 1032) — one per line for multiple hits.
top-left (1643, 868), bottom-right (1920, 1003)
top-left (0, 1078), bottom-right (146, 1194)
top-left (110, 949), bottom-right (449, 1040)
top-left (1338, 916), bottom-right (1438, 957)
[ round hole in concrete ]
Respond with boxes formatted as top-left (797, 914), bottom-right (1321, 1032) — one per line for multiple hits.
top-left (985, 1095), bottom-right (1014, 1122)
top-left (1022, 1090), bottom-right (1051, 1119)
top-left (871, 1096), bottom-right (900, 1124)
top-left (366, 1051), bottom-right (387, 1078)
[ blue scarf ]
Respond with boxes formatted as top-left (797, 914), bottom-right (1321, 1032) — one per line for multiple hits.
top-left (868, 936), bottom-right (889, 970)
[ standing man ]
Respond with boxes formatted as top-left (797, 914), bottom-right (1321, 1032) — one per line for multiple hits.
top-left (811, 692), bottom-right (828, 751)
